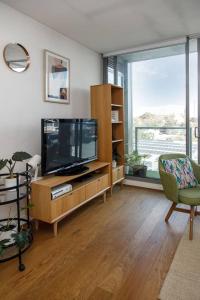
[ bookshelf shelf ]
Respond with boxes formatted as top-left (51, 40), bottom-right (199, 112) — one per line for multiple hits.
top-left (111, 104), bottom-right (123, 108)
top-left (112, 139), bottom-right (123, 143)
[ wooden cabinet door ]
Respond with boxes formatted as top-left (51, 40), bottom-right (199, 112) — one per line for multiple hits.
top-left (97, 174), bottom-right (109, 191)
top-left (112, 166), bottom-right (124, 183)
top-left (85, 175), bottom-right (109, 200)
top-left (51, 187), bottom-right (85, 221)
top-left (51, 198), bottom-right (63, 220)
top-left (117, 166), bottom-right (124, 180)
top-left (85, 180), bottom-right (98, 199)
top-left (112, 168), bottom-right (118, 183)
top-left (62, 187), bottom-right (85, 212)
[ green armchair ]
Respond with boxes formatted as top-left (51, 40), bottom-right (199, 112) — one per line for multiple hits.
top-left (159, 153), bottom-right (200, 240)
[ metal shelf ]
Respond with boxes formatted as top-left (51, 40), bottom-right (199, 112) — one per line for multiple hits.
top-left (0, 167), bottom-right (32, 271)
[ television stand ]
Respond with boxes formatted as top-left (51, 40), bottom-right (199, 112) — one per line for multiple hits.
top-left (56, 165), bottom-right (89, 176)
top-left (31, 161), bottom-right (111, 236)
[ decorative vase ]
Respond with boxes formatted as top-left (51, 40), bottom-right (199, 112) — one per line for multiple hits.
top-left (112, 160), bottom-right (117, 168)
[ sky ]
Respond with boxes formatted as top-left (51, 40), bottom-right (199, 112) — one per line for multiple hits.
top-left (131, 52), bottom-right (198, 119)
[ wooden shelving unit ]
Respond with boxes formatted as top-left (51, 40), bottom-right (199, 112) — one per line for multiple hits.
top-left (91, 84), bottom-right (125, 191)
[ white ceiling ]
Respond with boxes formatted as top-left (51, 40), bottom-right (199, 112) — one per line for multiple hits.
top-left (1, 0), bottom-right (200, 54)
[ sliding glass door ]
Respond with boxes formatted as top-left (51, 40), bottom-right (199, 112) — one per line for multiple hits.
top-left (122, 44), bottom-right (187, 179)
top-left (189, 38), bottom-right (200, 163)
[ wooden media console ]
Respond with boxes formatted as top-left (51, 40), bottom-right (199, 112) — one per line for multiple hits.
top-left (31, 161), bottom-right (111, 236)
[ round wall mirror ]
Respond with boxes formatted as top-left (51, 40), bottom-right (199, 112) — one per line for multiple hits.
top-left (3, 43), bottom-right (30, 73)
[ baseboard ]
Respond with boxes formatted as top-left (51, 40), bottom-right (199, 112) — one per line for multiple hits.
top-left (123, 179), bottom-right (163, 191)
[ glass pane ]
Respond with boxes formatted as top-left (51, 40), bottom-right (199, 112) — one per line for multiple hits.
top-left (189, 39), bottom-right (198, 162)
top-left (122, 44), bottom-right (186, 179)
top-left (108, 67), bottom-right (114, 84)
top-left (118, 71), bottom-right (124, 87)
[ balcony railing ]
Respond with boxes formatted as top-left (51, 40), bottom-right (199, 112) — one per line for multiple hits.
top-left (132, 127), bottom-right (196, 176)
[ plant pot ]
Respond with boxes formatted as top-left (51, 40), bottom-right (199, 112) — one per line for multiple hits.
top-left (132, 165), bottom-right (147, 178)
top-left (125, 165), bottom-right (130, 175)
top-left (4, 177), bottom-right (18, 190)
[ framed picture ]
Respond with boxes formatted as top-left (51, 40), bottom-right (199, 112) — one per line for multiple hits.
top-left (44, 50), bottom-right (70, 104)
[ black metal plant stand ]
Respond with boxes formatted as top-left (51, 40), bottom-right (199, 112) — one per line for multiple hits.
top-left (0, 165), bottom-right (33, 271)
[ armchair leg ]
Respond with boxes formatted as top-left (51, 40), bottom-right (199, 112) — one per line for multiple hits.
top-left (189, 206), bottom-right (195, 240)
top-left (165, 203), bottom-right (177, 222)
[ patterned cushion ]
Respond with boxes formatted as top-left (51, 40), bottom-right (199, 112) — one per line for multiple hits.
top-left (161, 157), bottom-right (198, 189)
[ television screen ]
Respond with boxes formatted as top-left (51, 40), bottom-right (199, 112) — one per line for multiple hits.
top-left (41, 119), bottom-right (97, 175)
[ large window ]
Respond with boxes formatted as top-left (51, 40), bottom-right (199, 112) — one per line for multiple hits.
top-left (125, 44), bottom-right (186, 179)
top-left (103, 38), bottom-right (200, 181)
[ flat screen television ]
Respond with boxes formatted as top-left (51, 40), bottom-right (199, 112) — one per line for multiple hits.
top-left (41, 119), bottom-right (97, 176)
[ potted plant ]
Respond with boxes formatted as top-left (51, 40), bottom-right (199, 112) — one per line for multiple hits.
top-left (125, 150), bottom-right (149, 177)
top-left (0, 151), bottom-right (32, 189)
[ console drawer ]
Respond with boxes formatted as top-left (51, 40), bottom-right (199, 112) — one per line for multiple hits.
top-left (97, 174), bottom-right (109, 191)
top-left (117, 165), bottom-right (124, 180)
top-left (85, 180), bottom-right (98, 199)
top-left (85, 174), bottom-right (109, 200)
top-left (112, 168), bottom-right (118, 183)
top-left (51, 187), bottom-right (85, 220)
top-left (112, 166), bottom-right (124, 183)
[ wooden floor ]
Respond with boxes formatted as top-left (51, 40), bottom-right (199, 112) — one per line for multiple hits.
top-left (0, 186), bottom-right (189, 300)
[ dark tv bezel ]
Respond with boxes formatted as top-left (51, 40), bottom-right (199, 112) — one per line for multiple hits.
top-left (41, 118), bottom-right (98, 176)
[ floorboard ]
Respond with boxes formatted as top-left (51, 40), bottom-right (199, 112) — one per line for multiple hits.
top-left (0, 186), bottom-right (189, 300)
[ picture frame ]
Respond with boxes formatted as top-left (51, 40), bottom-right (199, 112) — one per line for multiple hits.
top-left (44, 50), bottom-right (70, 104)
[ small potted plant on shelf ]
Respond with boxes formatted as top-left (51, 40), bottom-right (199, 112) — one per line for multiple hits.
top-left (0, 151), bottom-right (32, 189)
top-left (125, 150), bottom-right (149, 177)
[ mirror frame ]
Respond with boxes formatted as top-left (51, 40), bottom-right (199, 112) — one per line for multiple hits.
top-left (3, 43), bottom-right (30, 73)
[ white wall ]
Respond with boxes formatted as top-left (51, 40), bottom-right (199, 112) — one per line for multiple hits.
top-left (0, 2), bottom-right (101, 162)
top-left (0, 3), bottom-right (101, 218)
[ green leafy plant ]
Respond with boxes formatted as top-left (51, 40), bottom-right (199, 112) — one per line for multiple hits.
top-left (21, 203), bottom-right (35, 211)
top-left (11, 230), bottom-right (30, 249)
top-left (125, 150), bottom-right (148, 167)
top-left (0, 230), bottom-right (31, 256)
top-left (0, 151), bottom-right (32, 178)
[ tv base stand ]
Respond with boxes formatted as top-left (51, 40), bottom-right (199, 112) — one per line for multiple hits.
top-left (31, 161), bottom-right (111, 236)
top-left (56, 165), bottom-right (89, 176)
